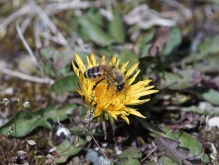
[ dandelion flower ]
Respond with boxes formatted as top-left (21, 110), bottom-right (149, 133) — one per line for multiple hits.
top-left (72, 54), bottom-right (158, 124)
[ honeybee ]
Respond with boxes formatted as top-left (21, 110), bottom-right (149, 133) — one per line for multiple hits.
top-left (84, 65), bottom-right (125, 92)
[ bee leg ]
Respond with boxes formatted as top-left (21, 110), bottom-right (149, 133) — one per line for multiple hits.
top-left (92, 78), bottom-right (105, 90)
top-left (106, 80), bottom-right (110, 91)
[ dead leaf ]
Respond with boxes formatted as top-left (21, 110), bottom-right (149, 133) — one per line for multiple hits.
top-left (155, 137), bottom-right (201, 165)
top-left (147, 26), bottom-right (171, 56)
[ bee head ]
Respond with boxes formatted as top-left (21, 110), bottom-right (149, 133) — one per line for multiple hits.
top-left (117, 83), bottom-right (125, 91)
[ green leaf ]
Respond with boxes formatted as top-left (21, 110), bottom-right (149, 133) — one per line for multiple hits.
top-left (68, 125), bottom-right (87, 136)
top-left (137, 118), bottom-right (163, 136)
top-left (163, 126), bottom-right (202, 155)
top-left (161, 26), bottom-right (182, 56)
top-left (177, 52), bottom-right (203, 66)
top-left (176, 36), bottom-right (219, 66)
top-left (156, 127), bottom-right (209, 164)
top-left (40, 46), bottom-right (55, 58)
top-left (108, 13), bottom-right (125, 44)
top-left (39, 46), bottom-right (72, 77)
top-left (118, 147), bottom-right (141, 165)
top-left (0, 104), bottom-right (76, 137)
top-left (155, 155), bottom-right (177, 165)
top-left (198, 36), bottom-right (219, 55)
top-left (86, 8), bottom-right (103, 27)
top-left (193, 54), bottom-right (219, 73)
top-left (77, 16), bottom-right (114, 46)
top-left (55, 139), bottom-right (86, 163)
top-left (54, 17), bottom-right (74, 33)
top-left (39, 46), bottom-right (56, 77)
top-left (181, 103), bottom-right (219, 115)
top-left (138, 27), bottom-right (181, 58)
top-left (160, 70), bottom-right (202, 90)
top-left (96, 47), bottom-right (117, 58)
top-left (118, 147), bottom-right (142, 160)
top-left (170, 93), bottom-right (191, 105)
top-left (52, 74), bottom-right (79, 94)
top-left (138, 30), bottom-right (155, 58)
top-left (201, 88), bottom-right (219, 106)
top-left (117, 159), bottom-right (140, 165)
top-left (119, 50), bottom-right (138, 69)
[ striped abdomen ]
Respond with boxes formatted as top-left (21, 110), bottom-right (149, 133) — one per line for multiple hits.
top-left (84, 65), bottom-right (113, 79)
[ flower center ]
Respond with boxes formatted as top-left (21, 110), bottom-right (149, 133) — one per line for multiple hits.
top-left (88, 78), bottom-right (126, 112)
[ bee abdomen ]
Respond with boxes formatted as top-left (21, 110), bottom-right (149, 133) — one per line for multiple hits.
top-left (84, 66), bottom-right (104, 79)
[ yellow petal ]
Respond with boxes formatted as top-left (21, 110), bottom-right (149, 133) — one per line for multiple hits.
top-left (141, 80), bottom-right (152, 86)
top-left (129, 80), bottom-right (152, 91)
top-left (145, 86), bottom-right (155, 90)
top-left (86, 55), bottom-right (93, 69)
top-left (120, 115), bottom-right (130, 124)
top-left (120, 61), bottom-right (129, 73)
top-left (94, 108), bottom-right (102, 117)
top-left (74, 53), bottom-right (86, 72)
top-left (90, 53), bottom-right (97, 66)
top-left (101, 55), bottom-right (106, 65)
top-left (126, 70), bottom-right (140, 86)
top-left (72, 62), bottom-right (80, 77)
top-left (127, 108), bottom-right (146, 118)
top-left (126, 99), bottom-right (150, 105)
top-left (125, 62), bottom-right (139, 79)
top-left (110, 55), bottom-right (117, 67)
top-left (135, 90), bottom-right (159, 97)
top-left (108, 111), bottom-right (118, 120)
top-left (116, 59), bottom-right (120, 68)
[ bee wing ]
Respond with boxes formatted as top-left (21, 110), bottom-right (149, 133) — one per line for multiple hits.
top-left (110, 55), bottom-right (119, 69)
top-left (90, 55), bottom-right (106, 65)
top-left (101, 55), bottom-right (121, 81)
top-left (93, 54), bottom-right (120, 81)
top-left (99, 53), bottom-right (119, 69)
top-left (86, 54), bottom-right (108, 68)
top-left (103, 66), bottom-right (118, 81)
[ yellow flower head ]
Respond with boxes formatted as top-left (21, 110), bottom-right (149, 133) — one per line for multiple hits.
top-left (72, 54), bottom-right (158, 124)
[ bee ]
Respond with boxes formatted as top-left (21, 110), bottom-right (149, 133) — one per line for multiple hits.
top-left (84, 65), bottom-right (125, 92)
